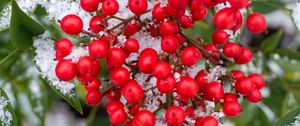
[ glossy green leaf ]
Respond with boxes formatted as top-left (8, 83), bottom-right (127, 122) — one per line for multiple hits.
top-left (251, 1), bottom-right (287, 14)
top-left (263, 78), bottom-right (287, 117)
top-left (260, 30), bottom-right (283, 53)
top-left (0, 88), bottom-right (17, 126)
top-left (0, 0), bottom-right (10, 13)
top-left (282, 92), bottom-right (300, 116)
top-left (9, 0), bottom-right (45, 50)
top-left (274, 107), bottom-right (300, 126)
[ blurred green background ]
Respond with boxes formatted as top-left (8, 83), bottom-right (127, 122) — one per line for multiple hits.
top-left (1, 0), bottom-right (300, 126)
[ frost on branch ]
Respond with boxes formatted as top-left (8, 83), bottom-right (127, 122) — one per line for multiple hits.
top-left (33, 32), bottom-right (76, 96)
top-left (0, 91), bottom-right (13, 126)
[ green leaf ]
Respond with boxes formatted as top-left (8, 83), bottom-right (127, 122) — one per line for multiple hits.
top-left (9, 0), bottom-right (45, 50)
top-left (263, 78), bottom-right (287, 117)
top-left (38, 72), bottom-right (83, 115)
top-left (33, 59), bottom-right (83, 114)
top-left (0, 49), bottom-right (19, 65)
top-left (0, 89), bottom-right (17, 126)
top-left (260, 30), bottom-right (283, 53)
top-left (27, 82), bottom-right (48, 125)
top-left (0, 0), bottom-right (10, 12)
top-left (274, 107), bottom-right (300, 126)
top-left (282, 92), bottom-right (300, 116)
top-left (251, 1), bottom-right (288, 14)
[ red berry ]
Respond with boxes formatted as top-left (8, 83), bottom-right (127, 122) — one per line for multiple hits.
top-left (246, 12), bottom-right (267, 33)
top-left (149, 24), bottom-right (158, 37)
top-left (102, 0), bottom-right (119, 15)
top-left (168, 0), bottom-right (188, 9)
top-left (175, 33), bottom-right (184, 43)
top-left (231, 10), bottom-right (243, 32)
top-left (88, 40), bottom-right (109, 58)
top-left (89, 16), bottom-right (106, 33)
top-left (223, 42), bottom-right (242, 58)
top-left (176, 77), bottom-right (199, 98)
top-left (228, 0), bottom-right (249, 9)
top-left (203, 81), bottom-right (224, 101)
top-left (110, 67), bottom-right (130, 87)
top-left (55, 60), bottom-right (76, 81)
top-left (128, 0), bottom-right (148, 15)
top-left (156, 74), bottom-right (176, 93)
top-left (191, 7), bottom-right (207, 21)
top-left (138, 50), bottom-right (159, 73)
top-left (140, 48), bottom-right (157, 56)
top-left (106, 89), bottom-right (121, 102)
top-left (167, 5), bottom-right (185, 18)
top-left (195, 70), bottom-right (208, 91)
top-left (179, 15), bottom-right (192, 29)
top-left (212, 30), bottom-right (229, 45)
top-left (152, 61), bottom-right (172, 79)
top-left (124, 38), bottom-right (140, 53)
top-left (223, 101), bottom-right (242, 116)
top-left (55, 38), bottom-right (73, 56)
top-left (214, 8), bottom-right (237, 30)
top-left (127, 102), bottom-right (139, 115)
top-left (165, 106), bottom-right (186, 125)
top-left (106, 101), bottom-right (124, 114)
top-left (230, 70), bottom-right (245, 81)
top-left (235, 77), bottom-right (254, 95)
top-left (204, 44), bottom-right (220, 59)
top-left (124, 21), bottom-right (140, 37)
top-left (248, 73), bottom-right (265, 89)
top-left (60, 14), bottom-right (83, 35)
top-left (109, 108), bottom-right (127, 125)
top-left (245, 88), bottom-right (262, 103)
top-left (86, 90), bottom-right (102, 106)
top-left (133, 110), bottom-right (156, 126)
top-left (161, 36), bottom-right (179, 54)
top-left (203, 0), bottom-right (223, 7)
top-left (223, 93), bottom-right (238, 103)
top-left (181, 46), bottom-right (202, 66)
top-left (106, 48), bottom-right (126, 68)
top-left (152, 3), bottom-right (168, 21)
top-left (85, 78), bottom-right (101, 91)
top-left (80, 0), bottom-right (100, 12)
top-left (159, 20), bottom-right (179, 36)
top-left (195, 116), bottom-right (218, 126)
top-left (121, 80), bottom-right (144, 103)
top-left (234, 47), bottom-right (252, 64)
top-left (77, 56), bottom-right (100, 75)
top-left (189, 0), bottom-right (205, 12)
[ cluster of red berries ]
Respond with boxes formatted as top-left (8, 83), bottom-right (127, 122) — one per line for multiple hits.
top-left (54, 0), bottom-right (267, 125)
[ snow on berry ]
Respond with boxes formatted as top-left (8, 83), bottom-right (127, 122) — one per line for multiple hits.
top-left (33, 33), bottom-right (76, 96)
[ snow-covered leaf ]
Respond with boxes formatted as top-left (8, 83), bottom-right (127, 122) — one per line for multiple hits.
top-left (33, 34), bottom-right (83, 115)
top-left (0, 88), bottom-right (17, 126)
top-left (275, 107), bottom-right (300, 126)
top-left (9, 0), bottom-right (45, 50)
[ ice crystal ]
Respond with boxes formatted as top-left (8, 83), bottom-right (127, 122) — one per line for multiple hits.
top-left (286, 114), bottom-right (300, 126)
top-left (206, 65), bottom-right (227, 83)
top-left (64, 46), bottom-right (89, 63)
